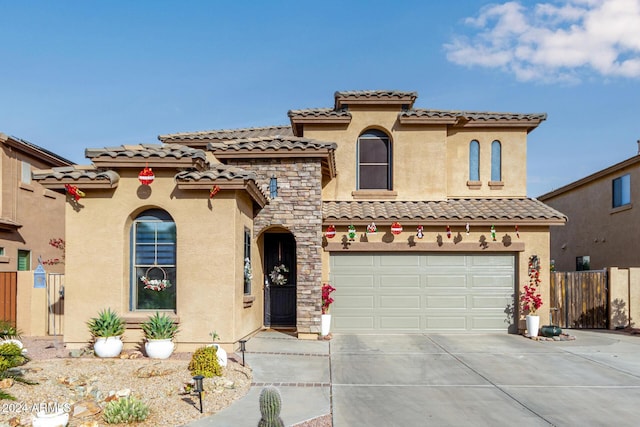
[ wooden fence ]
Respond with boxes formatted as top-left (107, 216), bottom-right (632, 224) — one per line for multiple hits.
top-left (0, 272), bottom-right (18, 325)
top-left (550, 270), bottom-right (608, 329)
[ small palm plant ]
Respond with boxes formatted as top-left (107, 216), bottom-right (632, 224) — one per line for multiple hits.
top-left (87, 308), bottom-right (125, 338)
top-left (141, 312), bottom-right (179, 340)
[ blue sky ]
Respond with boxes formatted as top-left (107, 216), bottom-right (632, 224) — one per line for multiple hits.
top-left (1, 0), bottom-right (639, 197)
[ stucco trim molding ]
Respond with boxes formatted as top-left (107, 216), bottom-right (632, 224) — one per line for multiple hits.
top-left (323, 241), bottom-right (524, 252)
top-left (351, 190), bottom-right (398, 200)
top-left (175, 180), bottom-right (268, 208)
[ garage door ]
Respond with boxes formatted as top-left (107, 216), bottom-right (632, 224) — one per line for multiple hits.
top-left (329, 253), bottom-right (515, 333)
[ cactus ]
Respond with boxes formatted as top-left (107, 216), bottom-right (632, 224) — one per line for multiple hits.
top-left (258, 386), bottom-right (284, 427)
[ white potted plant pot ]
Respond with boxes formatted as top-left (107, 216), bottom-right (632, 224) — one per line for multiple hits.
top-left (94, 336), bottom-right (123, 358)
top-left (321, 314), bottom-right (332, 336)
top-left (206, 343), bottom-right (228, 367)
top-left (145, 338), bottom-right (175, 359)
top-left (32, 410), bottom-right (69, 427)
top-left (526, 315), bottom-right (540, 338)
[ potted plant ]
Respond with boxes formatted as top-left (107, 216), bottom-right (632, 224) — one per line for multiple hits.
top-left (521, 255), bottom-right (543, 337)
top-left (141, 312), bottom-right (179, 359)
top-left (87, 308), bottom-right (125, 357)
top-left (321, 283), bottom-right (336, 336)
top-left (206, 331), bottom-right (227, 367)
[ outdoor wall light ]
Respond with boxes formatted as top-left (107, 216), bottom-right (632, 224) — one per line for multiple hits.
top-left (239, 339), bottom-right (247, 366)
top-left (193, 375), bottom-right (204, 413)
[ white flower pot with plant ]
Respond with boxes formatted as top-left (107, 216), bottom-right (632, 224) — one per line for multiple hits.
top-left (521, 255), bottom-right (543, 338)
top-left (87, 308), bottom-right (125, 358)
top-left (141, 312), bottom-right (179, 359)
top-left (321, 283), bottom-right (336, 336)
top-left (206, 331), bottom-right (227, 366)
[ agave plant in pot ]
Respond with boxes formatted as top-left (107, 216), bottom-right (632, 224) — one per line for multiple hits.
top-left (141, 312), bottom-right (179, 359)
top-left (87, 308), bottom-right (125, 358)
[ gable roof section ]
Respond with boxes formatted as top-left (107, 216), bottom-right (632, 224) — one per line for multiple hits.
top-left (539, 154), bottom-right (640, 201)
top-left (32, 165), bottom-right (120, 189)
top-left (175, 164), bottom-right (268, 208)
top-left (323, 198), bottom-right (567, 226)
top-left (0, 133), bottom-right (72, 167)
top-left (208, 135), bottom-right (337, 178)
top-left (85, 144), bottom-right (208, 169)
top-left (158, 125), bottom-right (293, 146)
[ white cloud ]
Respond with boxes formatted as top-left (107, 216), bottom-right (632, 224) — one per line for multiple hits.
top-left (444, 0), bottom-right (640, 82)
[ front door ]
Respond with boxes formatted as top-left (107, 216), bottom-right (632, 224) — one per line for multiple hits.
top-left (264, 233), bottom-right (297, 327)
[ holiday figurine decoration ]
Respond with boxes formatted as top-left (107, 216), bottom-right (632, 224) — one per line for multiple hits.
top-left (347, 225), bottom-right (357, 241)
top-left (446, 225), bottom-right (451, 239)
top-left (64, 184), bottom-right (85, 201)
top-left (325, 225), bottom-right (336, 239)
top-left (416, 225), bottom-right (424, 239)
top-left (367, 222), bottom-right (377, 234)
top-left (138, 165), bottom-right (155, 185)
top-left (515, 225), bottom-right (520, 239)
top-left (465, 223), bottom-right (470, 235)
top-left (209, 185), bottom-right (220, 198)
top-left (491, 225), bottom-right (496, 241)
top-left (391, 222), bottom-right (403, 235)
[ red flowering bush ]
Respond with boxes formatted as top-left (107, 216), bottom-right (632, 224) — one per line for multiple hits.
top-left (322, 283), bottom-right (336, 314)
top-left (521, 255), bottom-right (543, 315)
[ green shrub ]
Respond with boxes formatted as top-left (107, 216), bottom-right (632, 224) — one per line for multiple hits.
top-left (0, 321), bottom-right (20, 340)
top-left (103, 396), bottom-right (149, 424)
top-left (188, 346), bottom-right (222, 378)
top-left (87, 308), bottom-right (125, 338)
top-left (0, 342), bottom-right (28, 370)
top-left (140, 312), bottom-right (179, 340)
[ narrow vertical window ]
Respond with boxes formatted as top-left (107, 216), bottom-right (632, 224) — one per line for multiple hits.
top-left (612, 174), bottom-right (631, 208)
top-left (491, 140), bottom-right (502, 182)
top-left (358, 130), bottom-right (391, 190)
top-left (21, 161), bottom-right (32, 184)
top-left (469, 140), bottom-right (480, 181)
top-left (244, 227), bottom-right (251, 295)
top-left (17, 250), bottom-right (30, 271)
top-left (269, 176), bottom-right (278, 198)
top-left (132, 209), bottom-right (176, 310)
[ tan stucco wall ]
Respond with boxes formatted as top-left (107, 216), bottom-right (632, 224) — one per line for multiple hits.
top-left (63, 169), bottom-right (262, 352)
top-left (542, 163), bottom-right (640, 271)
top-left (0, 146), bottom-right (66, 273)
top-left (15, 271), bottom-right (48, 336)
top-left (304, 107), bottom-right (529, 201)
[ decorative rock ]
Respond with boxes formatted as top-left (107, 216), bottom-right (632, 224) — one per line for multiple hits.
top-left (72, 400), bottom-right (101, 418)
top-left (116, 388), bottom-right (131, 398)
top-left (0, 378), bottom-right (14, 389)
top-left (77, 422), bottom-right (99, 427)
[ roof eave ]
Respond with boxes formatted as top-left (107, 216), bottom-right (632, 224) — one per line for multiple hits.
top-left (36, 178), bottom-right (118, 190)
top-left (176, 179), bottom-right (268, 208)
top-left (90, 158), bottom-right (207, 170)
top-left (322, 218), bottom-right (566, 226)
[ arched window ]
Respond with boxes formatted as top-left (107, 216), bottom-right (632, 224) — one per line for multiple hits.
top-left (469, 140), bottom-right (480, 181)
top-left (131, 209), bottom-right (176, 310)
top-left (491, 140), bottom-right (502, 182)
top-left (358, 129), bottom-right (391, 190)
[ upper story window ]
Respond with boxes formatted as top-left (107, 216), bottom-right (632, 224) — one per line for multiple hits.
top-left (612, 174), bottom-right (631, 208)
top-left (491, 140), bottom-right (502, 182)
top-left (357, 130), bottom-right (391, 190)
top-left (21, 161), bottom-right (32, 184)
top-left (131, 209), bottom-right (176, 311)
top-left (469, 140), bottom-right (480, 181)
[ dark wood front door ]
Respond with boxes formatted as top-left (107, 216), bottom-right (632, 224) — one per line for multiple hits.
top-left (264, 233), bottom-right (296, 327)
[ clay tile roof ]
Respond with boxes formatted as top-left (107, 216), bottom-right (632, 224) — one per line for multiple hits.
top-left (158, 125), bottom-right (294, 143)
top-left (175, 163), bottom-right (258, 182)
top-left (85, 144), bottom-right (207, 162)
top-left (334, 89), bottom-right (418, 100)
top-left (323, 199), bottom-right (566, 224)
top-left (399, 109), bottom-right (547, 121)
top-left (287, 108), bottom-right (352, 119)
top-left (32, 165), bottom-right (120, 188)
top-left (208, 135), bottom-right (337, 152)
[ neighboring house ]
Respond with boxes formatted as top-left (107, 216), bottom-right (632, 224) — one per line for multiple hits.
top-left (539, 145), bottom-right (640, 271)
top-left (33, 90), bottom-right (565, 351)
top-left (0, 133), bottom-right (71, 274)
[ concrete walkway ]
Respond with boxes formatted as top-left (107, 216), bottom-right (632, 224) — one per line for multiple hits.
top-left (186, 330), bottom-right (330, 427)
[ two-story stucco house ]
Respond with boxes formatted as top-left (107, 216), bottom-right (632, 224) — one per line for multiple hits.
top-left (33, 90), bottom-right (566, 351)
top-left (539, 144), bottom-right (640, 271)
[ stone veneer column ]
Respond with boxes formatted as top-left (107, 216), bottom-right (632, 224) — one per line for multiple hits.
top-left (230, 158), bottom-right (324, 334)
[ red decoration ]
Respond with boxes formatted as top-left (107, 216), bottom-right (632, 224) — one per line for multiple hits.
top-left (391, 222), bottom-right (403, 235)
top-left (367, 222), bottom-right (377, 234)
top-left (209, 185), bottom-right (220, 198)
top-left (322, 283), bottom-right (336, 314)
top-left (446, 225), bottom-right (451, 239)
top-left (515, 225), bottom-right (520, 239)
top-left (325, 225), bottom-right (336, 239)
top-left (416, 225), bottom-right (424, 239)
top-left (64, 184), bottom-right (85, 201)
top-left (138, 165), bottom-right (155, 185)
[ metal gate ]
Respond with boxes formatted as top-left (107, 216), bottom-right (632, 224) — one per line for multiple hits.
top-left (550, 270), bottom-right (608, 329)
top-left (47, 273), bottom-right (64, 335)
top-left (0, 272), bottom-right (17, 325)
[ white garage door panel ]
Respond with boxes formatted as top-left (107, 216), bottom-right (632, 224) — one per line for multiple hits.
top-left (330, 253), bottom-right (515, 333)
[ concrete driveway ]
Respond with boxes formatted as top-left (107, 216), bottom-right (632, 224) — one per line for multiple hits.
top-left (330, 331), bottom-right (640, 426)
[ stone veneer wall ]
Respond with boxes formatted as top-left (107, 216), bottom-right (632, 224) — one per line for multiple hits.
top-left (228, 158), bottom-right (324, 334)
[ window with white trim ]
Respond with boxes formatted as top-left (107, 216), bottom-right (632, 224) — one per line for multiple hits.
top-left (357, 130), bottom-right (391, 190)
top-left (491, 140), bottom-right (502, 182)
top-left (612, 174), bottom-right (630, 208)
top-left (469, 140), bottom-right (480, 181)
